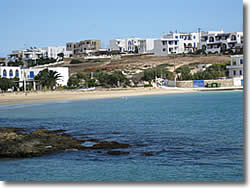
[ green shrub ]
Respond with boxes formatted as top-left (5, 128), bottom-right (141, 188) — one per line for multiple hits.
top-left (70, 59), bottom-right (83, 64)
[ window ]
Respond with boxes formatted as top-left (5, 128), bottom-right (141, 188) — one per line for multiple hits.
top-left (233, 70), bottom-right (236, 76)
top-left (162, 41), bottom-right (167, 45)
top-left (162, 48), bottom-right (166, 52)
top-left (240, 70), bottom-right (242, 75)
top-left (9, 69), bottom-right (13, 77)
top-left (240, 59), bottom-right (243, 64)
top-left (15, 70), bottom-right (19, 77)
top-left (209, 37), bottom-right (214, 42)
top-left (233, 61), bottom-right (236, 65)
top-left (30, 71), bottom-right (34, 78)
top-left (175, 41), bottom-right (178, 45)
top-left (193, 42), bottom-right (196, 48)
top-left (3, 69), bottom-right (7, 77)
top-left (175, 36), bottom-right (178, 39)
top-left (231, 35), bottom-right (236, 41)
top-left (193, 36), bottom-right (196, 39)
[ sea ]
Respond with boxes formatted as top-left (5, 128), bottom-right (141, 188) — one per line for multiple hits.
top-left (0, 91), bottom-right (243, 181)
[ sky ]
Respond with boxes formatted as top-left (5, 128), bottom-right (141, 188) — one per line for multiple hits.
top-left (0, 0), bottom-right (243, 57)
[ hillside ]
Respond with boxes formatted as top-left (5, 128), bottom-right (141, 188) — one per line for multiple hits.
top-left (56, 54), bottom-right (230, 76)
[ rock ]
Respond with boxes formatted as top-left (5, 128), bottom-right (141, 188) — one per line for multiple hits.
top-left (107, 151), bottom-right (129, 155)
top-left (142, 152), bottom-right (154, 156)
top-left (91, 141), bottom-right (130, 149)
top-left (0, 127), bottom-right (86, 158)
top-left (85, 138), bottom-right (99, 142)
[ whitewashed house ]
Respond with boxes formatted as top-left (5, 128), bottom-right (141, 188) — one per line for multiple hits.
top-left (0, 66), bottom-right (69, 88)
top-left (108, 38), bottom-right (141, 53)
top-left (226, 55), bottom-right (243, 86)
top-left (42, 46), bottom-right (72, 60)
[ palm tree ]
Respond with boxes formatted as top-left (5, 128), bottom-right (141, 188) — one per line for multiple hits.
top-left (35, 69), bottom-right (62, 90)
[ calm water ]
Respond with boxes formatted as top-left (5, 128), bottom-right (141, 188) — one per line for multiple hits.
top-left (0, 91), bottom-right (243, 181)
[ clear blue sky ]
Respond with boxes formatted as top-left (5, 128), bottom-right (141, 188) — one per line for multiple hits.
top-left (0, 0), bottom-right (243, 57)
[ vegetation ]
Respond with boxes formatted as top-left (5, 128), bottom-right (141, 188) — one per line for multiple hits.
top-left (142, 68), bottom-right (174, 82)
top-left (35, 69), bottom-right (62, 90)
top-left (27, 58), bottom-right (56, 67)
top-left (67, 72), bottom-right (86, 88)
top-left (176, 63), bottom-right (229, 81)
top-left (7, 59), bottom-right (24, 66)
top-left (67, 71), bottom-right (129, 88)
top-left (0, 77), bottom-right (15, 92)
top-left (57, 53), bottom-right (64, 60)
top-left (70, 59), bottom-right (83, 64)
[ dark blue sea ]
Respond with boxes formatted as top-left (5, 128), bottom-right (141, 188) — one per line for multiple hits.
top-left (0, 91), bottom-right (243, 181)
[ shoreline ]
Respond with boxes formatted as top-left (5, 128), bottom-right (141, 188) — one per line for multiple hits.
top-left (0, 87), bottom-right (243, 106)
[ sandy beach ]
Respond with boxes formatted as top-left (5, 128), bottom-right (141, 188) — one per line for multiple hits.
top-left (0, 87), bottom-right (197, 106)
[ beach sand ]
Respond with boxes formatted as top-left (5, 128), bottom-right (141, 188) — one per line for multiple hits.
top-left (0, 87), bottom-right (196, 106)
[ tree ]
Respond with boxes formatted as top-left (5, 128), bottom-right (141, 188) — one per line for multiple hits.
top-left (35, 69), bottom-right (61, 90)
top-left (57, 53), bottom-right (64, 61)
top-left (67, 75), bottom-right (80, 87)
top-left (67, 72), bottom-right (87, 87)
top-left (0, 77), bottom-right (15, 92)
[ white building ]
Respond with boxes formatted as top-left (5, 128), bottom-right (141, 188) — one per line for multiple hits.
top-left (226, 55), bottom-right (243, 86)
top-left (136, 31), bottom-right (201, 56)
top-left (162, 32), bottom-right (200, 54)
top-left (7, 48), bottom-right (45, 62)
top-left (0, 66), bottom-right (69, 86)
top-left (108, 38), bottom-right (141, 52)
top-left (200, 31), bottom-right (243, 54)
top-left (42, 46), bottom-right (72, 60)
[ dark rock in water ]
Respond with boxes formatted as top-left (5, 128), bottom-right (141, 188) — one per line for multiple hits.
top-left (50, 129), bottom-right (67, 134)
top-left (85, 138), bottom-right (99, 142)
top-left (107, 150), bottom-right (130, 155)
top-left (111, 132), bottom-right (120, 135)
top-left (91, 141), bottom-right (130, 149)
top-left (142, 152), bottom-right (154, 156)
top-left (0, 128), bottom-right (86, 158)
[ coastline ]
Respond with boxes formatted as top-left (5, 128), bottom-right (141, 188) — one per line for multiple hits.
top-left (0, 87), bottom-right (243, 106)
top-left (0, 87), bottom-right (196, 106)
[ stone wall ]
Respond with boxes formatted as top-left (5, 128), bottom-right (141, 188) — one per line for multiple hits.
top-left (204, 79), bottom-right (234, 87)
top-left (167, 79), bottom-right (234, 88)
top-left (176, 81), bottom-right (193, 88)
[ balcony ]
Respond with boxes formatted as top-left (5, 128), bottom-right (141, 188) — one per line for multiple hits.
top-left (226, 65), bottom-right (243, 69)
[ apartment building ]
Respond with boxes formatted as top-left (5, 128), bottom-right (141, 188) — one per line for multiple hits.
top-left (7, 48), bottom-right (45, 63)
top-left (66, 40), bottom-right (101, 56)
top-left (162, 32), bottom-right (200, 54)
top-left (200, 31), bottom-right (243, 54)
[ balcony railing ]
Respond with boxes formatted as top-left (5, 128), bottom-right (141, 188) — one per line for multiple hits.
top-left (226, 65), bottom-right (243, 69)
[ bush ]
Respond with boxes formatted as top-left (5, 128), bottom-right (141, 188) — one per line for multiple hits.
top-left (144, 84), bottom-right (153, 87)
top-left (70, 59), bottom-right (83, 64)
top-left (0, 77), bottom-right (15, 92)
top-left (143, 68), bottom-right (174, 81)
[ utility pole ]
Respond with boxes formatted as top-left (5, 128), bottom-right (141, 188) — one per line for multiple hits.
top-left (23, 71), bottom-right (27, 94)
top-left (198, 27), bottom-right (201, 50)
top-left (174, 54), bottom-right (176, 87)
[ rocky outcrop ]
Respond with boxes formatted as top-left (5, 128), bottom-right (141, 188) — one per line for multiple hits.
top-left (106, 150), bottom-right (130, 155)
top-left (0, 127), bottom-right (131, 158)
top-left (90, 141), bottom-right (130, 149)
top-left (0, 128), bottom-right (86, 158)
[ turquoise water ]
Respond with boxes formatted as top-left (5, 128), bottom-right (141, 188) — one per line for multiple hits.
top-left (0, 91), bottom-right (243, 181)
